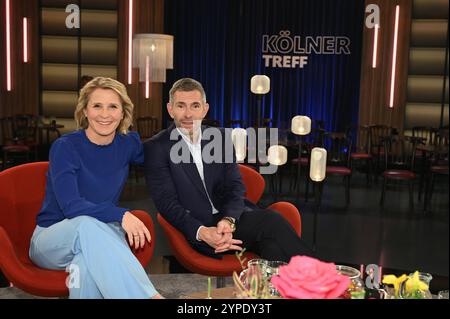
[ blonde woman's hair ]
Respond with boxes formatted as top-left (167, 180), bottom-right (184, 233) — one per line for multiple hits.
top-left (74, 77), bottom-right (134, 134)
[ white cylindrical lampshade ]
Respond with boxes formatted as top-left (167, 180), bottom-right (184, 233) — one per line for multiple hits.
top-left (231, 128), bottom-right (247, 161)
top-left (250, 75), bottom-right (270, 94)
top-left (133, 33), bottom-right (174, 83)
top-left (267, 145), bottom-right (288, 166)
top-left (309, 147), bottom-right (327, 182)
top-left (291, 115), bottom-right (311, 135)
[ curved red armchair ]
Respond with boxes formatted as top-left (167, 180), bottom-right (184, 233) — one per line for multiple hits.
top-left (0, 162), bottom-right (155, 297)
top-left (157, 164), bottom-right (302, 286)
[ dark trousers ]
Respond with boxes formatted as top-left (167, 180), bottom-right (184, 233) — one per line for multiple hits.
top-left (233, 209), bottom-right (314, 262)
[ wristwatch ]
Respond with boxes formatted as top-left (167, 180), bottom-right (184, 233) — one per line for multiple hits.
top-left (221, 217), bottom-right (236, 232)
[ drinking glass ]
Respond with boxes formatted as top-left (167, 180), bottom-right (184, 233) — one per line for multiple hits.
top-left (238, 259), bottom-right (268, 289)
top-left (438, 290), bottom-right (449, 299)
top-left (266, 261), bottom-right (287, 297)
top-left (336, 265), bottom-right (365, 299)
top-left (400, 272), bottom-right (433, 299)
top-left (247, 259), bottom-right (268, 275)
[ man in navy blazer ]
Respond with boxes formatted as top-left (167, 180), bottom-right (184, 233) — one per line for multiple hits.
top-left (144, 78), bottom-right (312, 260)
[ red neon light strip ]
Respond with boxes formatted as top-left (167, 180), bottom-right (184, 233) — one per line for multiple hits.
top-left (23, 17), bottom-right (28, 63)
top-left (389, 6), bottom-right (400, 108)
top-left (372, 24), bottom-right (379, 68)
top-left (127, 0), bottom-right (133, 84)
top-left (6, 0), bottom-right (11, 90)
top-left (145, 56), bottom-right (150, 98)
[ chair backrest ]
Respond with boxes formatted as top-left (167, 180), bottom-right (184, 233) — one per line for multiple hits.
top-left (0, 162), bottom-right (48, 259)
top-left (435, 128), bottom-right (449, 147)
top-left (309, 127), bottom-right (326, 148)
top-left (412, 126), bottom-right (437, 146)
top-left (14, 114), bottom-right (38, 143)
top-left (347, 125), bottom-right (371, 154)
top-left (136, 116), bottom-right (158, 140)
top-left (383, 136), bottom-right (418, 171)
top-left (238, 164), bottom-right (265, 204)
top-left (370, 125), bottom-right (393, 150)
top-left (40, 120), bottom-right (62, 145)
top-left (432, 128), bottom-right (449, 164)
top-left (0, 117), bottom-right (15, 145)
top-left (324, 132), bottom-right (352, 167)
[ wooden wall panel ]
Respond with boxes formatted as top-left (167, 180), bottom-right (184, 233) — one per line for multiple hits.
top-left (40, 2), bottom-right (120, 136)
top-left (404, 0), bottom-right (448, 129)
top-left (358, 0), bottom-right (413, 133)
top-left (0, 0), bottom-right (163, 123)
top-left (118, 0), bottom-right (164, 130)
top-left (0, 0), bottom-right (40, 118)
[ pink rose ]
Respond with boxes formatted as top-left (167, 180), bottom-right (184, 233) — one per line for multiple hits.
top-left (270, 256), bottom-right (350, 299)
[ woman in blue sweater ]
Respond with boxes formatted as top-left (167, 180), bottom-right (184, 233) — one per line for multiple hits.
top-left (29, 77), bottom-right (162, 299)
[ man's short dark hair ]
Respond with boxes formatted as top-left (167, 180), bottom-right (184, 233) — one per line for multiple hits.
top-left (169, 78), bottom-right (206, 103)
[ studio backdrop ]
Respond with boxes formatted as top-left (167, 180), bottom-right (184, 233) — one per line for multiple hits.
top-left (163, 0), bottom-right (365, 133)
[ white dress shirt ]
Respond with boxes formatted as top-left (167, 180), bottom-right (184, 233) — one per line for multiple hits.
top-left (177, 128), bottom-right (218, 241)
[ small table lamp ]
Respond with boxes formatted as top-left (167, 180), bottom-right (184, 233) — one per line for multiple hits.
top-left (310, 147), bottom-right (327, 182)
top-left (291, 116), bottom-right (311, 136)
top-left (291, 115), bottom-right (312, 204)
top-left (231, 128), bottom-right (247, 162)
top-left (267, 145), bottom-right (288, 166)
top-left (309, 147), bottom-right (327, 251)
top-left (250, 75), bottom-right (270, 128)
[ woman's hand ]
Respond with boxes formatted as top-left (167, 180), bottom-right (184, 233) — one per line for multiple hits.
top-left (122, 211), bottom-right (151, 249)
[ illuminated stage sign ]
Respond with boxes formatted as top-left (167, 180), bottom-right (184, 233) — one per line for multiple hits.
top-left (262, 30), bottom-right (351, 68)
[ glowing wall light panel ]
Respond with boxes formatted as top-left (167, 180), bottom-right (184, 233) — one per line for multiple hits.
top-left (6, 0), bottom-right (11, 90)
top-left (23, 17), bottom-right (29, 63)
top-left (372, 24), bottom-right (379, 68)
top-left (127, 0), bottom-right (133, 84)
top-left (389, 6), bottom-right (400, 108)
top-left (145, 55), bottom-right (150, 98)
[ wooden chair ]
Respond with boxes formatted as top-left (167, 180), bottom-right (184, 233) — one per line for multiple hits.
top-left (304, 132), bottom-right (352, 206)
top-left (1, 117), bottom-right (34, 170)
top-left (412, 126), bottom-right (437, 147)
top-left (369, 125), bottom-right (394, 182)
top-left (423, 129), bottom-right (449, 212)
top-left (348, 125), bottom-right (372, 185)
top-left (290, 128), bottom-right (326, 202)
top-left (380, 136), bottom-right (419, 211)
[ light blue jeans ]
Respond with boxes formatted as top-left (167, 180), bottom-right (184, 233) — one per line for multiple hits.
top-left (29, 215), bottom-right (159, 299)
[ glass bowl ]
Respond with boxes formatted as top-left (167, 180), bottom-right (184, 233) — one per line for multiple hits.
top-left (336, 265), bottom-right (365, 299)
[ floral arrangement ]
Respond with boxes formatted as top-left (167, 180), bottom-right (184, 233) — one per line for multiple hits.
top-left (233, 263), bottom-right (272, 299)
top-left (382, 271), bottom-right (432, 299)
top-left (233, 249), bottom-right (273, 299)
top-left (270, 256), bottom-right (350, 299)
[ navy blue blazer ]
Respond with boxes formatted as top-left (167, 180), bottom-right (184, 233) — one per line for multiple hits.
top-left (144, 124), bottom-right (257, 256)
